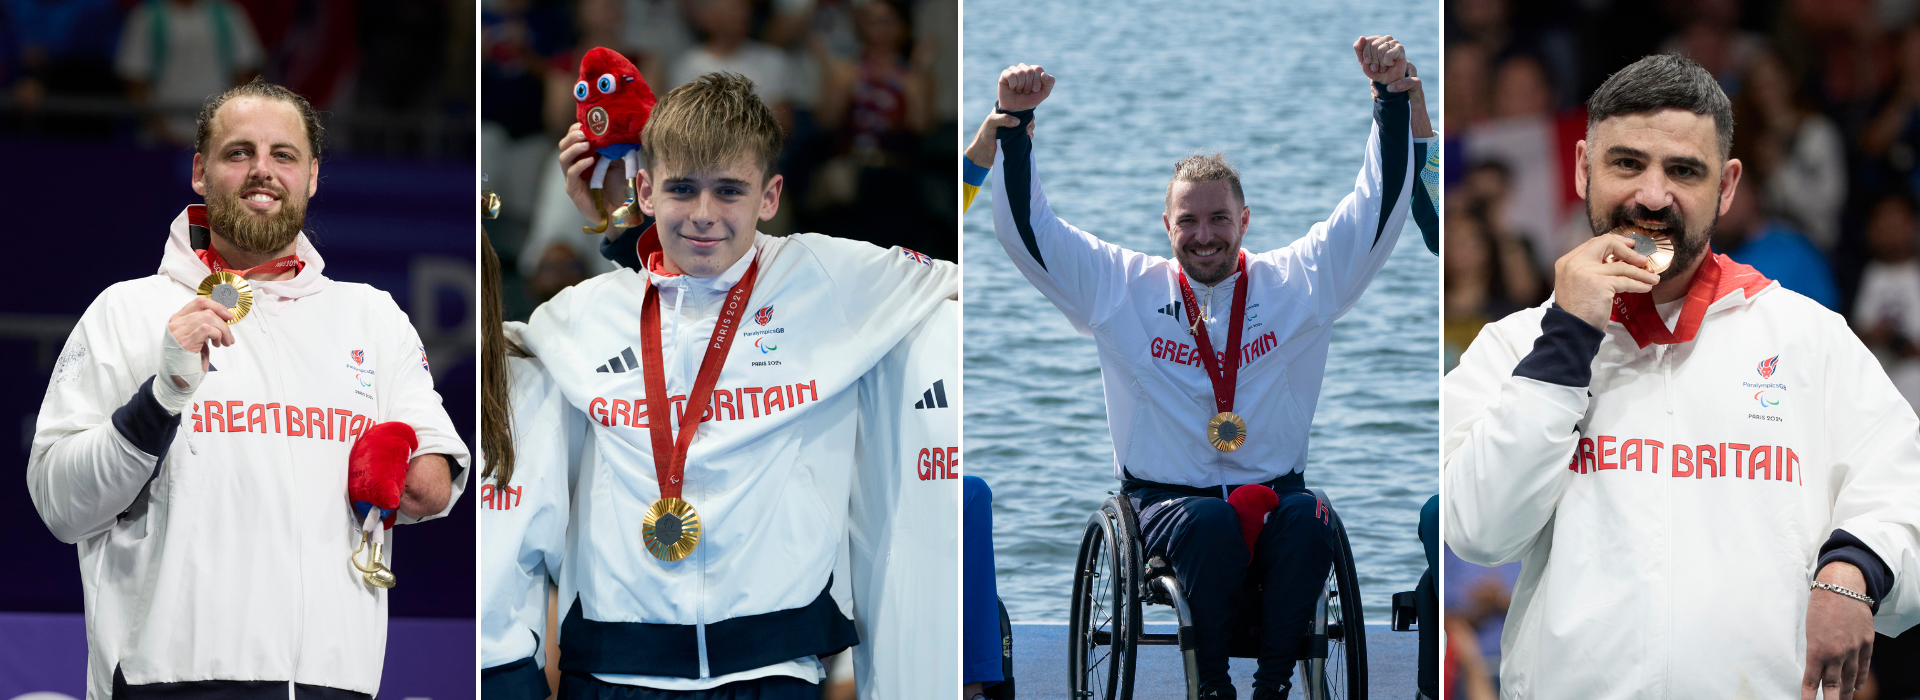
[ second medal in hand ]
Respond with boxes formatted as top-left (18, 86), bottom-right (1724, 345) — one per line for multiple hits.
top-left (637, 250), bottom-right (761, 561)
top-left (1179, 250), bottom-right (1252, 452)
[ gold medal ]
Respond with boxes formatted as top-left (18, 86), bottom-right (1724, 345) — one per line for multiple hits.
top-left (642, 497), bottom-right (702, 561)
top-left (196, 271), bottom-right (253, 324)
top-left (1207, 411), bottom-right (1248, 452)
top-left (349, 529), bottom-right (397, 589)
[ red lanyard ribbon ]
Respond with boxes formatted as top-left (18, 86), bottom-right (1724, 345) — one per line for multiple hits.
top-left (1608, 250), bottom-right (1771, 348)
top-left (639, 256), bottom-right (761, 500)
top-left (198, 247), bottom-right (304, 278)
top-left (1177, 250), bottom-right (1250, 414)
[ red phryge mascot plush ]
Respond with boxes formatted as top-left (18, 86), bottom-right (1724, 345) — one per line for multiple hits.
top-left (574, 46), bottom-right (656, 233)
top-left (1228, 484), bottom-right (1279, 562)
top-left (347, 422), bottom-right (417, 588)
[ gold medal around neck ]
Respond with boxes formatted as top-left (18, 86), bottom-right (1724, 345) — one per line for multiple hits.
top-left (196, 271), bottom-right (253, 324)
top-left (642, 497), bottom-right (702, 561)
top-left (1207, 411), bottom-right (1248, 452)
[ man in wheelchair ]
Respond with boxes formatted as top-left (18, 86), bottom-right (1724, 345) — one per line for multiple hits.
top-left (986, 35), bottom-right (1434, 700)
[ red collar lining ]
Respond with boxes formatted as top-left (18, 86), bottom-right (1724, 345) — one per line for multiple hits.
top-left (1608, 250), bottom-right (1771, 347)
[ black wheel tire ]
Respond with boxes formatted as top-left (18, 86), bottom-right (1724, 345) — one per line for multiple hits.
top-left (1324, 509), bottom-right (1369, 699)
top-left (1068, 510), bottom-right (1135, 699)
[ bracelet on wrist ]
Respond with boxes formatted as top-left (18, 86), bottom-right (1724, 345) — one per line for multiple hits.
top-left (1811, 580), bottom-right (1875, 607)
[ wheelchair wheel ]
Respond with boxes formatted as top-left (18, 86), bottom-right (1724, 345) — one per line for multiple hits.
top-left (1315, 506), bottom-right (1368, 700)
top-left (1068, 509), bottom-right (1136, 699)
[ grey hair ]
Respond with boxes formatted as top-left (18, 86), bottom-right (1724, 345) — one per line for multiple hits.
top-left (1586, 53), bottom-right (1734, 159)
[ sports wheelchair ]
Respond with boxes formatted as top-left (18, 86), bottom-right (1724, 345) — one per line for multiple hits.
top-left (1067, 488), bottom-right (1367, 700)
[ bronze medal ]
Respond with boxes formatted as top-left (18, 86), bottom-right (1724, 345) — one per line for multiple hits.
top-left (642, 497), bottom-right (702, 561)
top-left (1208, 411), bottom-right (1248, 452)
top-left (196, 271), bottom-right (253, 324)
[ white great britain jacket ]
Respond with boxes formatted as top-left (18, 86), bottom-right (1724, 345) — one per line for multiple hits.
top-left (28, 205), bottom-right (469, 699)
top-left (522, 227), bottom-right (955, 689)
top-left (989, 90), bottom-right (1422, 487)
top-left (1444, 253), bottom-right (1920, 698)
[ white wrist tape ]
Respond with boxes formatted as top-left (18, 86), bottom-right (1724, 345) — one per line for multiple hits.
top-left (153, 330), bottom-right (205, 415)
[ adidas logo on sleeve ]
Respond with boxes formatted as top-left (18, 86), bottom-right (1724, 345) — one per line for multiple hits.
top-left (912, 379), bottom-right (950, 409)
top-left (596, 347), bottom-right (639, 373)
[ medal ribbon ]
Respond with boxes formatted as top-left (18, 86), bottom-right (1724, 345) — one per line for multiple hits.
top-left (638, 256), bottom-right (761, 501)
top-left (1177, 250), bottom-right (1250, 414)
top-left (1607, 250), bottom-right (1771, 348)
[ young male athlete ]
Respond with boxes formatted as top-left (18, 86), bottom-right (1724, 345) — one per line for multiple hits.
top-left (528, 71), bottom-right (956, 697)
top-left (1444, 54), bottom-right (1920, 699)
top-left (989, 36), bottom-right (1432, 699)
top-left (28, 79), bottom-right (466, 700)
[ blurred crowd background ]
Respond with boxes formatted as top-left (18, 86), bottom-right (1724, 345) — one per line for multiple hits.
top-left (0, 0), bottom-right (476, 652)
top-left (481, 0), bottom-right (957, 322)
top-left (1443, 0), bottom-right (1920, 697)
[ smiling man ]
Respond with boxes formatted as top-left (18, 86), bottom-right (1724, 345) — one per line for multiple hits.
top-left (523, 71), bottom-right (956, 699)
top-left (1444, 54), bottom-right (1920, 699)
top-left (988, 36), bottom-right (1432, 699)
top-left (28, 78), bottom-right (466, 700)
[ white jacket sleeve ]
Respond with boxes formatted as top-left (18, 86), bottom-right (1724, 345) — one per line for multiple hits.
top-left (988, 112), bottom-right (1154, 334)
top-left (1443, 305), bottom-right (1600, 565)
top-left (791, 233), bottom-right (958, 365)
top-left (1268, 89), bottom-right (1418, 324)
top-left (1817, 318), bottom-right (1920, 636)
top-left (28, 289), bottom-right (180, 544)
top-left (372, 292), bottom-right (471, 523)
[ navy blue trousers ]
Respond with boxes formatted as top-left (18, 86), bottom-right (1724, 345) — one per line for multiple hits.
top-left (558, 673), bottom-right (816, 699)
top-left (1130, 474), bottom-right (1333, 695)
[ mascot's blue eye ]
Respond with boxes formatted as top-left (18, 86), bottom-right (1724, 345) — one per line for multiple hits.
top-left (598, 74), bottom-right (618, 94)
top-left (574, 81), bottom-right (590, 101)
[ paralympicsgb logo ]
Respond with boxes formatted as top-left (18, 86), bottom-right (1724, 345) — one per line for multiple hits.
top-left (351, 349), bottom-right (365, 365)
top-left (1757, 355), bottom-right (1779, 379)
top-left (754, 305), bottom-right (774, 326)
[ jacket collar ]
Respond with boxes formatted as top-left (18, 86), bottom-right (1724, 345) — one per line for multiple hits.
top-left (162, 204), bottom-right (328, 302)
top-left (1609, 249), bottom-right (1774, 348)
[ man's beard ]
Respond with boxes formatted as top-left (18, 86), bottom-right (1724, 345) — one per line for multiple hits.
top-left (1179, 242), bottom-right (1242, 286)
top-left (1586, 186), bottom-right (1715, 285)
top-left (206, 182), bottom-right (307, 256)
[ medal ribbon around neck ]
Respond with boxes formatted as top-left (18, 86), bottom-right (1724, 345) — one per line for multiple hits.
top-left (637, 255), bottom-right (761, 560)
top-left (1178, 250), bottom-right (1251, 451)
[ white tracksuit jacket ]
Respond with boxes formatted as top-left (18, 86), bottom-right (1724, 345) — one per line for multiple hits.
top-left (847, 300), bottom-right (960, 699)
top-left (478, 350), bottom-right (583, 695)
top-left (28, 206), bottom-right (469, 699)
top-left (989, 92), bottom-right (1422, 487)
top-left (522, 227), bottom-right (955, 689)
top-left (1444, 254), bottom-right (1920, 698)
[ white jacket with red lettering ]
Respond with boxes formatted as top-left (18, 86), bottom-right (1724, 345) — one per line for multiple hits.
top-left (1443, 254), bottom-right (1920, 698)
top-left (27, 206), bottom-right (469, 699)
top-left (521, 227), bottom-right (956, 689)
top-left (846, 300), bottom-right (960, 699)
top-left (989, 91), bottom-right (1423, 487)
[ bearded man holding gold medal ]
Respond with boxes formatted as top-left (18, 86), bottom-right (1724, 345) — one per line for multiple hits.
top-left (987, 36), bottom-right (1432, 699)
top-left (27, 79), bottom-right (466, 700)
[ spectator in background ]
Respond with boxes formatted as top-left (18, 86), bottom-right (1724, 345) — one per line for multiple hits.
top-left (622, 0), bottom-right (691, 89)
top-left (1445, 41), bottom-right (1492, 129)
top-left (815, 0), bottom-right (931, 154)
top-left (1853, 193), bottom-right (1920, 411)
top-left (115, 0), bottom-right (263, 146)
top-left (1863, 26), bottom-right (1920, 202)
top-left (1443, 161), bottom-right (1542, 371)
top-left (1713, 177), bottom-right (1842, 309)
top-left (671, 0), bottom-right (793, 129)
top-left (1, 0), bottom-right (121, 125)
top-left (1736, 50), bottom-right (1847, 251)
top-left (1466, 54), bottom-right (1568, 274)
top-left (1442, 545), bottom-right (1517, 700)
top-left (1659, 0), bottom-right (1766, 94)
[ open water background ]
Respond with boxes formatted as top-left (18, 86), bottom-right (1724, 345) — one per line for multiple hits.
top-left (963, 0), bottom-right (1439, 623)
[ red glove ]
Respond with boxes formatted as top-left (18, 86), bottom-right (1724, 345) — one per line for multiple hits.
top-left (1228, 484), bottom-right (1279, 559)
top-left (349, 422), bottom-right (417, 528)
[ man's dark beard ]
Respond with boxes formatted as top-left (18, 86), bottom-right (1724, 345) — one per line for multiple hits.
top-left (1585, 184), bottom-right (1716, 285)
top-left (206, 183), bottom-right (306, 256)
